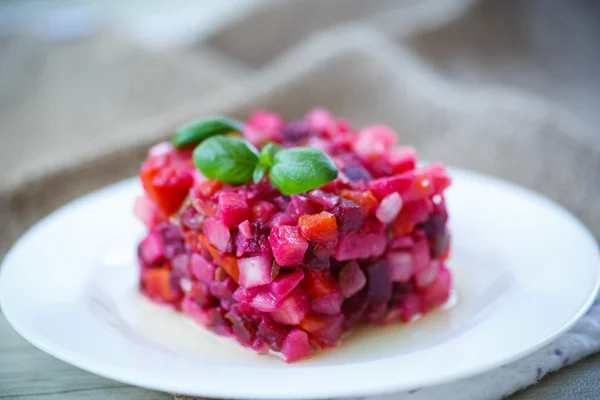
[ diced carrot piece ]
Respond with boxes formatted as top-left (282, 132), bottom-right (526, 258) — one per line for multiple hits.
top-left (303, 270), bottom-right (339, 297)
top-left (358, 191), bottom-right (378, 217)
top-left (144, 268), bottom-right (181, 302)
top-left (390, 210), bottom-right (413, 236)
top-left (299, 314), bottom-right (328, 333)
top-left (197, 234), bottom-right (240, 282)
top-left (340, 189), bottom-right (360, 203)
top-left (196, 179), bottom-right (222, 199)
top-left (298, 211), bottom-right (338, 243)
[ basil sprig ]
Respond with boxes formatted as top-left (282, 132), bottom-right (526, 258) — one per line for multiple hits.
top-left (253, 142), bottom-right (282, 184)
top-left (172, 117), bottom-right (243, 148)
top-left (269, 147), bottom-right (338, 195)
top-left (193, 136), bottom-right (258, 184)
top-left (177, 118), bottom-right (338, 194)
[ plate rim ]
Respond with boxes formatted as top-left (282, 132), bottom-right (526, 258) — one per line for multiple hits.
top-left (1, 167), bottom-right (599, 399)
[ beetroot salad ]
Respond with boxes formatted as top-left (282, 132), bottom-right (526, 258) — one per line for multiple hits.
top-left (135, 108), bottom-right (452, 362)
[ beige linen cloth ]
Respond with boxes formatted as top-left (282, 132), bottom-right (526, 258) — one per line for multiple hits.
top-left (1, 0), bottom-right (599, 399)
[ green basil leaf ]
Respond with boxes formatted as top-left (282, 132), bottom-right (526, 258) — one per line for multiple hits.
top-left (259, 142), bottom-right (282, 167)
top-left (172, 117), bottom-right (243, 148)
top-left (193, 136), bottom-right (259, 184)
top-left (270, 147), bottom-right (338, 195)
top-left (253, 164), bottom-right (268, 184)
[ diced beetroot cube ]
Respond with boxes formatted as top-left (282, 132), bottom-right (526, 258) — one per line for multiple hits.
top-left (415, 259), bottom-right (441, 289)
top-left (180, 205), bottom-right (203, 230)
top-left (361, 217), bottom-right (385, 234)
top-left (366, 158), bottom-right (393, 178)
top-left (244, 234), bottom-right (272, 257)
top-left (367, 173), bottom-right (412, 200)
top-left (387, 251), bottom-right (414, 283)
top-left (387, 146), bottom-right (417, 174)
top-left (217, 192), bottom-right (249, 228)
top-left (186, 281), bottom-right (215, 306)
top-left (268, 226), bottom-right (309, 267)
top-left (270, 289), bottom-right (309, 325)
top-left (252, 339), bottom-right (269, 354)
top-left (182, 299), bottom-right (230, 336)
top-left (225, 306), bottom-right (257, 346)
top-left (305, 107), bottom-right (337, 136)
top-left (420, 212), bottom-right (450, 259)
top-left (281, 329), bottom-right (313, 363)
top-left (388, 235), bottom-right (415, 250)
top-left (251, 290), bottom-right (283, 312)
top-left (406, 199), bottom-right (434, 225)
top-left (302, 243), bottom-right (331, 270)
top-left (238, 220), bottom-right (253, 238)
top-left (182, 296), bottom-right (211, 326)
top-left (232, 285), bottom-right (261, 304)
top-left (342, 288), bottom-right (369, 326)
top-left (298, 211), bottom-right (338, 243)
top-left (339, 260), bottom-right (367, 298)
top-left (287, 195), bottom-right (321, 221)
top-left (238, 255), bottom-right (275, 288)
top-left (310, 292), bottom-right (343, 316)
top-left (352, 124), bottom-right (398, 160)
top-left (189, 253), bottom-right (216, 283)
top-left (267, 212), bottom-right (297, 227)
top-left (156, 222), bottom-right (185, 260)
top-left (202, 217), bottom-right (231, 252)
top-left (171, 253), bottom-right (190, 277)
top-left (334, 232), bottom-right (386, 261)
top-left (412, 234), bottom-right (431, 274)
top-left (420, 266), bottom-right (452, 311)
top-left (134, 195), bottom-right (162, 229)
top-left (366, 260), bottom-right (392, 310)
top-left (375, 192), bottom-right (403, 224)
top-left (300, 313), bottom-right (344, 346)
top-left (234, 231), bottom-right (251, 257)
top-left (209, 277), bottom-right (237, 300)
top-left (332, 198), bottom-right (365, 234)
top-left (400, 293), bottom-right (422, 322)
top-left (342, 165), bottom-right (373, 182)
top-left (271, 270), bottom-right (305, 300)
top-left (368, 164), bottom-right (451, 202)
top-left (281, 119), bottom-right (312, 142)
top-left (257, 318), bottom-right (289, 351)
top-left (245, 110), bottom-right (284, 144)
top-left (274, 195), bottom-right (290, 210)
top-left (251, 200), bottom-right (277, 223)
top-left (307, 189), bottom-right (340, 209)
top-left (139, 231), bottom-right (165, 266)
top-left (303, 270), bottom-right (339, 297)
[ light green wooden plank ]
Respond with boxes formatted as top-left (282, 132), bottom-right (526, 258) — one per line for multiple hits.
top-left (3, 387), bottom-right (171, 400)
top-left (0, 312), bottom-right (170, 399)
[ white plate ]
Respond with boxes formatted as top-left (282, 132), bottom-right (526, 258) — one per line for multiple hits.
top-left (1, 168), bottom-right (599, 399)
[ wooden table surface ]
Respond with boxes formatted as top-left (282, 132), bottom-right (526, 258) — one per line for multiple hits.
top-left (2, 311), bottom-right (600, 400)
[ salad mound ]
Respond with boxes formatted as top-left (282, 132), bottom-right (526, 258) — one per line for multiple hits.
top-left (136, 108), bottom-right (452, 362)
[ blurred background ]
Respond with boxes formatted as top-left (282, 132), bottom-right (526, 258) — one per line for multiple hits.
top-left (1, 0), bottom-right (600, 399)
top-left (1, 0), bottom-right (599, 189)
